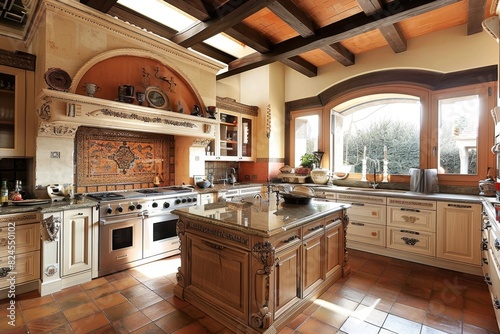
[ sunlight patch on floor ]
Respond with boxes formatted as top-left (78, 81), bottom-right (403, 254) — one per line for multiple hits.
top-left (314, 297), bottom-right (380, 321)
top-left (133, 255), bottom-right (181, 279)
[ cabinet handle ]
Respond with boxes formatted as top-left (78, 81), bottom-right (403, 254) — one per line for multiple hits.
top-left (351, 222), bottom-right (365, 226)
top-left (495, 238), bottom-right (500, 251)
top-left (482, 238), bottom-right (489, 251)
top-left (401, 237), bottom-right (419, 246)
top-left (483, 221), bottom-right (492, 230)
top-left (400, 229), bottom-right (420, 235)
top-left (482, 257), bottom-right (489, 265)
top-left (447, 203), bottom-right (472, 209)
top-left (401, 208), bottom-right (420, 213)
top-left (402, 215), bottom-right (418, 224)
top-left (283, 235), bottom-right (299, 243)
top-left (494, 297), bottom-right (500, 310)
top-left (308, 225), bottom-right (324, 231)
top-left (351, 203), bottom-right (365, 206)
top-left (485, 274), bottom-right (492, 285)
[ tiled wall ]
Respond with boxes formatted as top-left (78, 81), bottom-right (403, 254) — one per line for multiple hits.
top-left (205, 161), bottom-right (239, 183)
top-left (75, 127), bottom-right (175, 194)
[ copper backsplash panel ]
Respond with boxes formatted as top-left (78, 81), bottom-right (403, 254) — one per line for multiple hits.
top-left (76, 127), bottom-right (174, 192)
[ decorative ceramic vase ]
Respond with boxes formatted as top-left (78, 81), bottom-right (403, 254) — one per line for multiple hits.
top-left (83, 83), bottom-right (99, 97)
top-left (310, 168), bottom-right (330, 185)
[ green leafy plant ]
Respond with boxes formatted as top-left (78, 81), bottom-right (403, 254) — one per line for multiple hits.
top-left (300, 153), bottom-right (316, 168)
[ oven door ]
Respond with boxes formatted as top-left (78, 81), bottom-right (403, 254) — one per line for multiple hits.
top-left (143, 212), bottom-right (180, 258)
top-left (99, 214), bottom-right (143, 271)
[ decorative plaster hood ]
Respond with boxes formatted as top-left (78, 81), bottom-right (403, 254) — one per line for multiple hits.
top-left (36, 89), bottom-right (218, 139)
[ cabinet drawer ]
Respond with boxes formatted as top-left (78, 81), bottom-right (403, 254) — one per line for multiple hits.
top-left (387, 206), bottom-right (436, 232)
top-left (347, 222), bottom-right (385, 247)
top-left (0, 250), bottom-right (40, 289)
top-left (302, 220), bottom-right (325, 239)
top-left (387, 227), bottom-right (435, 256)
top-left (274, 228), bottom-right (301, 252)
top-left (347, 203), bottom-right (386, 225)
top-left (0, 223), bottom-right (40, 257)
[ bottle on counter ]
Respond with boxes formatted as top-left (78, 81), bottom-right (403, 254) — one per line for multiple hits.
top-left (1, 180), bottom-right (9, 206)
top-left (11, 180), bottom-right (22, 201)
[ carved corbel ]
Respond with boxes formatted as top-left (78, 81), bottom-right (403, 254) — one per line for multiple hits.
top-left (251, 241), bottom-right (275, 330)
top-left (38, 121), bottom-right (79, 138)
top-left (41, 215), bottom-right (61, 242)
top-left (37, 100), bottom-right (51, 120)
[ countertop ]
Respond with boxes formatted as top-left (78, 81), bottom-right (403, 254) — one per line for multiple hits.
top-left (0, 197), bottom-right (98, 215)
top-left (172, 194), bottom-right (349, 237)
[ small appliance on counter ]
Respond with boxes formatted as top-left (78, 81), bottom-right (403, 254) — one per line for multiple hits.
top-left (46, 184), bottom-right (66, 201)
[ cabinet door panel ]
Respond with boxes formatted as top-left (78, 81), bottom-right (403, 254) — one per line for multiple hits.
top-left (0, 251), bottom-right (40, 288)
top-left (0, 223), bottom-right (40, 257)
top-left (437, 202), bottom-right (481, 265)
top-left (325, 223), bottom-right (341, 277)
top-left (302, 233), bottom-right (323, 296)
top-left (274, 244), bottom-right (301, 318)
top-left (62, 209), bottom-right (92, 276)
top-left (187, 234), bottom-right (249, 320)
top-left (387, 206), bottom-right (436, 232)
top-left (347, 222), bottom-right (385, 246)
top-left (387, 227), bottom-right (435, 256)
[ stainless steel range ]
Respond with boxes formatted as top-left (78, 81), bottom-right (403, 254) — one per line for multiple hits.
top-left (88, 186), bottom-right (198, 277)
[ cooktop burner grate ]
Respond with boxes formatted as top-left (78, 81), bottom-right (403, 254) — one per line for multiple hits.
top-left (87, 192), bottom-right (126, 200)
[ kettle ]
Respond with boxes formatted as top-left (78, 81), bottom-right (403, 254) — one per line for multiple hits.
top-left (479, 167), bottom-right (496, 197)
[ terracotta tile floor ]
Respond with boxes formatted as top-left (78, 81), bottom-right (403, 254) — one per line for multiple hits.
top-left (0, 249), bottom-right (498, 334)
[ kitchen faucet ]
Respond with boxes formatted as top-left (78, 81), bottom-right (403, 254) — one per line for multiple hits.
top-left (226, 167), bottom-right (236, 185)
top-left (366, 158), bottom-right (380, 189)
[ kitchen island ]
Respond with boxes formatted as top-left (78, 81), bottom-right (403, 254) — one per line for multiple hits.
top-left (172, 196), bottom-right (350, 334)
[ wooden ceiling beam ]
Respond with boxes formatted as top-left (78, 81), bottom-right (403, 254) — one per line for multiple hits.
top-left (226, 24), bottom-right (272, 53)
top-left (218, 0), bottom-right (458, 79)
top-left (281, 56), bottom-right (318, 77)
top-left (467, 0), bottom-right (487, 35)
top-left (379, 24), bottom-right (407, 53)
top-left (108, 4), bottom-right (236, 65)
top-left (268, 0), bottom-right (315, 37)
top-left (159, 0), bottom-right (212, 21)
top-left (80, 0), bottom-right (118, 13)
top-left (357, 0), bottom-right (407, 53)
top-left (320, 44), bottom-right (355, 66)
top-left (170, 0), bottom-right (274, 47)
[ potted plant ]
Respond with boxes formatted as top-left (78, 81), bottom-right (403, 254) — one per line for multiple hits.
top-left (295, 153), bottom-right (316, 175)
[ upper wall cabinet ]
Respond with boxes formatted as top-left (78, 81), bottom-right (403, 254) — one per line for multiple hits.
top-left (0, 50), bottom-right (36, 157)
top-left (206, 97), bottom-right (258, 161)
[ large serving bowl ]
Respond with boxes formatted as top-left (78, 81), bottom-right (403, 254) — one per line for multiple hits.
top-left (196, 180), bottom-right (211, 188)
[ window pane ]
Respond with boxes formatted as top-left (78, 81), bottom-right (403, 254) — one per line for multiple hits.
top-left (438, 95), bottom-right (478, 175)
top-left (294, 115), bottom-right (319, 167)
top-left (333, 94), bottom-right (421, 175)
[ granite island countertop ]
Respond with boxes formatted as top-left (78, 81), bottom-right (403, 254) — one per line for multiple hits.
top-left (0, 197), bottom-right (98, 215)
top-left (172, 194), bottom-right (350, 238)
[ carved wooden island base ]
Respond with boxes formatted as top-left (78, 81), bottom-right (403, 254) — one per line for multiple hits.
top-left (172, 196), bottom-right (350, 334)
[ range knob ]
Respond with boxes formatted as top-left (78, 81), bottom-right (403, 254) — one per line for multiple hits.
top-left (129, 203), bottom-right (135, 211)
top-left (187, 198), bottom-right (193, 203)
top-left (182, 198), bottom-right (187, 203)
top-left (117, 205), bottom-right (123, 213)
top-left (106, 205), bottom-right (113, 214)
top-left (163, 202), bottom-right (170, 209)
top-left (152, 202), bottom-right (159, 208)
top-left (192, 197), bottom-right (197, 203)
top-left (136, 203), bottom-right (143, 210)
top-left (175, 199), bottom-right (181, 205)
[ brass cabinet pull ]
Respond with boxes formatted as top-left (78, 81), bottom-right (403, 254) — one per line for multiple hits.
top-left (401, 237), bottom-right (419, 246)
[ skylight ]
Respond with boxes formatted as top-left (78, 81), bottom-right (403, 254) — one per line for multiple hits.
top-left (116, 0), bottom-right (255, 62)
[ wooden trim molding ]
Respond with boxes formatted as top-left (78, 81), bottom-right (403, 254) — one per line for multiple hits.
top-left (0, 49), bottom-right (36, 71)
top-left (285, 66), bottom-right (498, 112)
top-left (216, 96), bottom-right (259, 116)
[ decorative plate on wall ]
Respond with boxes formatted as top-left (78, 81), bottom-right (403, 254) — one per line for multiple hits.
top-left (145, 86), bottom-right (169, 109)
top-left (44, 68), bottom-right (72, 92)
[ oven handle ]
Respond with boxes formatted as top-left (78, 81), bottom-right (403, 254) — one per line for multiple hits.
top-left (100, 214), bottom-right (142, 225)
top-left (142, 210), bottom-right (177, 219)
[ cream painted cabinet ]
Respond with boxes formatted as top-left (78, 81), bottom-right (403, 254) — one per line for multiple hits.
top-left (198, 193), bottom-right (216, 205)
top-left (387, 197), bottom-right (437, 257)
top-left (0, 65), bottom-right (26, 157)
top-left (0, 212), bottom-right (40, 290)
top-left (437, 201), bottom-right (481, 265)
top-left (62, 208), bottom-right (93, 276)
top-left (338, 193), bottom-right (386, 247)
